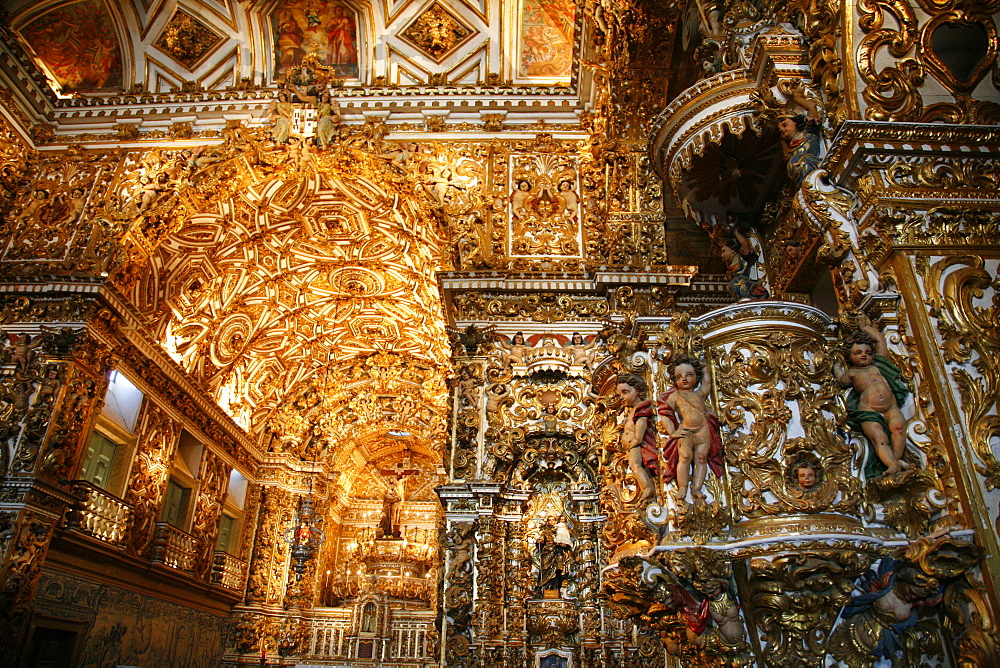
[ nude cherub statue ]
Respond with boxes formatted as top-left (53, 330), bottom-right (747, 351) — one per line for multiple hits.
top-left (563, 332), bottom-right (600, 370)
top-left (834, 314), bottom-right (912, 477)
top-left (498, 331), bottom-right (531, 370)
top-left (7, 333), bottom-right (44, 375)
top-left (485, 383), bottom-right (511, 413)
top-left (615, 373), bottom-right (658, 503)
top-left (657, 356), bottom-right (724, 502)
top-left (456, 365), bottom-right (481, 409)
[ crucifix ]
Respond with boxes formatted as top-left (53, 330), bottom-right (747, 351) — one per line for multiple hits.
top-left (378, 452), bottom-right (419, 539)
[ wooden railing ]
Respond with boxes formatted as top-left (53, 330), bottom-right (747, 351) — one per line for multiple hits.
top-left (151, 522), bottom-right (197, 572)
top-left (210, 550), bottom-right (247, 591)
top-left (66, 481), bottom-right (132, 546)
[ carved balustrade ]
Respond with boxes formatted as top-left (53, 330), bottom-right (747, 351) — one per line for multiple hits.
top-left (210, 550), bottom-right (248, 591)
top-left (151, 522), bottom-right (198, 572)
top-left (65, 480), bottom-right (132, 546)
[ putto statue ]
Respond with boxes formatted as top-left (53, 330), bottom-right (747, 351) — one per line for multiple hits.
top-left (834, 314), bottom-right (912, 477)
top-left (657, 357), bottom-right (724, 503)
top-left (615, 373), bottom-right (659, 504)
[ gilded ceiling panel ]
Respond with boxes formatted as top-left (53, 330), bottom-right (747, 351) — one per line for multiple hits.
top-left (127, 153), bottom-right (451, 456)
top-left (153, 9), bottom-right (225, 70)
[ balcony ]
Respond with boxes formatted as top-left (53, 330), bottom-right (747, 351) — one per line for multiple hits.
top-left (151, 522), bottom-right (197, 572)
top-left (65, 481), bottom-right (132, 546)
top-left (210, 550), bottom-right (247, 591)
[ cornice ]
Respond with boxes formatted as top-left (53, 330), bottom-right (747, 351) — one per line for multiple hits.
top-left (826, 121), bottom-right (1000, 189)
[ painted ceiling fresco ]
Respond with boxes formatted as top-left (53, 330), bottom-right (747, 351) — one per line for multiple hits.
top-left (10, 0), bottom-right (579, 92)
top-left (518, 0), bottom-right (575, 78)
top-left (272, 0), bottom-right (359, 79)
top-left (17, 0), bottom-right (123, 91)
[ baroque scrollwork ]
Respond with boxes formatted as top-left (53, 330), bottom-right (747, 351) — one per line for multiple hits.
top-left (714, 329), bottom-right (861, 518)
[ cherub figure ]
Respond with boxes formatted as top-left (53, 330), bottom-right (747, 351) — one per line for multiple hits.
top-left (378, 141), bottom-right (419, 169)
top-left (498, 331), bottom-right (531, 369)
top-left (835, 314), bottom-right (912, 477)
top-left (563, 332), bottom-right (599, 370)
top-left (33, 367), bottom-right (62, 406)
top-left (616, 373), bottom-right (658, 503)
top-left (8, 333), bottom-right (44, 375)
top-left (485, 383), bottom-right (510, 414)
top-left (510, 179), bottom-right (533, 220)
top-left (16, 189), bottom-right (50, 224)
top-left (792, 460), bottom-right (817, 490)
top-left (657, 357), bottom-right (724, 502)
top-left (136, 172), bottom-right (178, 212)
top-left (456, 365), bottom-right (480, 409)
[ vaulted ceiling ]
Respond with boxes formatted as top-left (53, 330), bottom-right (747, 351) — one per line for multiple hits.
top-left (8, 0), bottom-right (579, 92)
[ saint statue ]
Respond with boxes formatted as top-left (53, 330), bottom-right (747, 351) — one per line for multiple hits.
top-left (536, 515), bottom-right (573, 597)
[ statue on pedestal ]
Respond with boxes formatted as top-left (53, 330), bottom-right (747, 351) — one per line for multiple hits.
top-left (536, 515), bottom-right (573, 597)
top-left (657, 357), bottom-right (724, 503)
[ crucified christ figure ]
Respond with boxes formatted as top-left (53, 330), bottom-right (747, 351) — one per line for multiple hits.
top-left (378, 456), bottom-right (419, 538)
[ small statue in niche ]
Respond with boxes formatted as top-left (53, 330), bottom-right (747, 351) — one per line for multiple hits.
top-left (778, 83), bottom-right (823, 183)
top-left (615, 373), bottom-right (658, 504)
top-left (834, 314), bottom-right (912, 477)
top-left (719, 227), bottom-right (769, 301)
top-left (536, 515), bottom-right (573, 597)
top-left (542, 404), bottom-right (559, 435)
top-left (657, 357), bottom-right (724, 503)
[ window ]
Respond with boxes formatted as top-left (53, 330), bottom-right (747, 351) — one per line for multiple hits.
top-left (162, 477), bottom-right (193, 529)
top-left (215, 469), bottom-right (248, 554)
top-left (160, 430), bottom-right (203, 531)
top-left (216, 513), bottom-right (239, 553)
top-left (80, 431), bottom-right (117, 490)
top-left (78, 370), bottom-right (144, 496)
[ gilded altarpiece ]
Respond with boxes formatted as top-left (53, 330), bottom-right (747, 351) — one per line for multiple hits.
top-left (440, 334), bottom-right (663, 667)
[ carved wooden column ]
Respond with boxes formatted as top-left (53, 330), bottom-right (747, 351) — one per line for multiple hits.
top-left (122, 401), bottom-right (181, 557)
top-left (0, 325), bottom-right (112, 659)
top-left (191, 450), bottom-right (231, 581)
